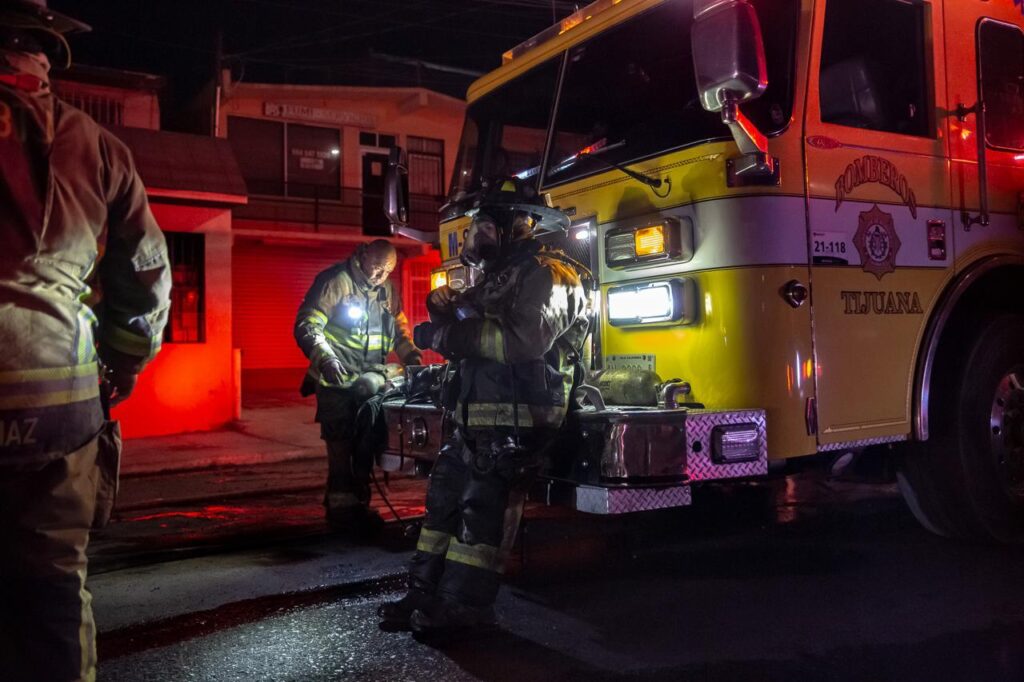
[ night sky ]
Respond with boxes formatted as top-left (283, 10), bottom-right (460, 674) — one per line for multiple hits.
top-left (48, 0), bottom-right (577, 129)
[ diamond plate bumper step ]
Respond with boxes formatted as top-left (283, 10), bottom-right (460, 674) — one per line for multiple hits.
top-left (531, 478), bottom-right (692, 514)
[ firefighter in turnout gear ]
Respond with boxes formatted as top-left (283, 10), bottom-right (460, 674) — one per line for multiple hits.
top-left (378, 179), bottom-right (589, 636)
top-left (295, 239), bottom-right (421, 534)
top-left (0, 2), bottom-right (171, 680)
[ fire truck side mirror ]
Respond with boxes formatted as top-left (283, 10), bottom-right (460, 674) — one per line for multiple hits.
top-left (378, 146), bottom-right (409, 236)
top-left (691, 0), bottom-right (768, 113)
top-left (691, 0), bottom-right (775, 178)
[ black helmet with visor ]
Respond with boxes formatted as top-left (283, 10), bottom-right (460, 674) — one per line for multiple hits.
top-left (0, 0), bottom-right (90, 68)
top-left (460, 177), bottom-right (569, 271)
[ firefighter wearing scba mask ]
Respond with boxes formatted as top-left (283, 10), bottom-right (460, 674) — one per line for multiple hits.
top-left (295, 239), bottom-right (422, 534)
top-left (0, 1), bottom-right (172, 679)
top-left (378, 179), bottom-right (589, 636)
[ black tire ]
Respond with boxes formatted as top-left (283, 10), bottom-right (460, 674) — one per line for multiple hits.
top-left (898, 314), bottom-right (1024, 542)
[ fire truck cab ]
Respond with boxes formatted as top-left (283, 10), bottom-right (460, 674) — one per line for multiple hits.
top-left (380, 0), bottom-right (1024, 542)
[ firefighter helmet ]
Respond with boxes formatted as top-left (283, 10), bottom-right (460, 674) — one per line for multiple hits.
top-left (0, 0), bottom-right (90, 68)
top-left (460, 177), bottom-right (570, 271)
top-left (466, 177), bottom-right (570, 234)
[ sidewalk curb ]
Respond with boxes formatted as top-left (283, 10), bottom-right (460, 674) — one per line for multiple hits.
top-left (113, 483), bottom-right (324, 512)
top-left (120, 446), bottom-right (322, 476)
top-left (97, 572), bottom-right (407, 660)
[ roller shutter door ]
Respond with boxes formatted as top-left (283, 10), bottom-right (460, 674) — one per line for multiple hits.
top-left (233, 240), bottom-right (356, 371)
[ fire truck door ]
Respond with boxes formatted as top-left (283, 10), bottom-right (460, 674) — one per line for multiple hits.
top-left (803, 0), bottom-right (953, 448)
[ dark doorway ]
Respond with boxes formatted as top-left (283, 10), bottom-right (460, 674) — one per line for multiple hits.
top-left (361, 152), bottom-right (390, 236)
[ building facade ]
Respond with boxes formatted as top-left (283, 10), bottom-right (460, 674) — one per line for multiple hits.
top-left (53, 67), bottom-right (248, 439)
top-left (45, 69), bottom-right (466, 438)
top-left (219, 81), bottom-right (465, 388)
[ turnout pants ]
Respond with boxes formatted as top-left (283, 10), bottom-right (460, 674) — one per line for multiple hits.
top-left (408, 431), bottom-right (548, 608)
top-left (0, 435), bottom-right (101, 682)
top-left (316, 385), bottom-right (388, 516)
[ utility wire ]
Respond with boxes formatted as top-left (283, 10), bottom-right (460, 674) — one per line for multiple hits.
top-left (226, 0), bottom-right (557, 58)
top-left (226, 0), bottom-right (436, 58)
top-left (230, 8), bottom-right (544, 59)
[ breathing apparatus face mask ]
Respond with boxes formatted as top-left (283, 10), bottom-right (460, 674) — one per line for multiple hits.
top-left (460, 213), bottom-right (501, 271)
top-left (460, 210), bottom-right (537, 272)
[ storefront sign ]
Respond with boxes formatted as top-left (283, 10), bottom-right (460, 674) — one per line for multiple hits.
top-left (264, 102), bottom-right (376, 129)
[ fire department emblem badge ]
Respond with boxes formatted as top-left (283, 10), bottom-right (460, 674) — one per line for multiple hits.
top-left (853, 204), bottom-right (901, 280)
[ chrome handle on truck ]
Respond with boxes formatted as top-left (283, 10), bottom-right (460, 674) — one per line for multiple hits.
top-left (956, 100), bottom-right (990, 230)
top-left (576, 384), bottom-right (607, 412)
top-left (661, 381), bottom-right (692, 410)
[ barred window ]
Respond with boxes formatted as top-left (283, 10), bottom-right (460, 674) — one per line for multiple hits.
top-left (60, 90), bottom-right (125, 126)
top-left (408, 135), bottom-right (445, 197)
top-left (164, 232), bottom-right (205, 344)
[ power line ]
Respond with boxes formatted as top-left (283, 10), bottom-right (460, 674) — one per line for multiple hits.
top-left (225, 0), bottom-right (438, 59)
top-left (227, 4), bottom-right (542, 59)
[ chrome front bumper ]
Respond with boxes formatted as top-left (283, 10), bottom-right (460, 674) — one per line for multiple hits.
top-left (379, 399), bottom-right (768, 514)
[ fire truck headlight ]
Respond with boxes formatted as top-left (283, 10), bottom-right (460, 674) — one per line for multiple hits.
top-left (634, 225), bottom-right (665, 256)
top-left (606, 278), bottom-right (695, 326)
top-left (605, 218), bottom-right (693, 268)
top-left (711, 423), bottom-right (761, 464)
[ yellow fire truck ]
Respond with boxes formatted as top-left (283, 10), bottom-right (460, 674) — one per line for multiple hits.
top-left (380, 0), bottom-right (1024, 542)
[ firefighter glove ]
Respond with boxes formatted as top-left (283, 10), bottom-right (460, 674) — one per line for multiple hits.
top-left (426, 285), bottom-right (457, 317)
top-left (107, 369), bottom-right (137, 406)
top-left (102, 348), bottom-right (141, 406)
top-left (413, 321), bottom-right (444, 352)
top-left (320, 357), bottom-right (346, 386)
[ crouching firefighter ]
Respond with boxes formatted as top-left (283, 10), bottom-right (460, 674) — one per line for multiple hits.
top-left (295, 239), bottom-right (422, 535)
top-left (378, 179), bottom-right (589, 636)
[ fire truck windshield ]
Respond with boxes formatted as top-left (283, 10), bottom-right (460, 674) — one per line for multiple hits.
top-left (446, 0), bottom-right (799, 214)
top-left (446, 58), bottom-right (560, 211)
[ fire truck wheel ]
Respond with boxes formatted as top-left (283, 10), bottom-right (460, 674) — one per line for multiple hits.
top-left (899, 314), bottom-right (1024, 543)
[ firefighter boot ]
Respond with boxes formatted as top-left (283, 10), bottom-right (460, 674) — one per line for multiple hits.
top-left (326, 504), bottom-right (385, 540)
top-left (376, 590), bottom-right (437, 631)
top-left (409, 599), bottom-right (497, 641)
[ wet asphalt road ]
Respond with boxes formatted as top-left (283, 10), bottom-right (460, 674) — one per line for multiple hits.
top-left (95, 474), bottom-right (1024, 681)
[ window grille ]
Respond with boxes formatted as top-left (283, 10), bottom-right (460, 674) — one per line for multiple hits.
top-left (164, 232), bottom-right (206, 344)
top-left (60, 90), bottom-right (125, 126)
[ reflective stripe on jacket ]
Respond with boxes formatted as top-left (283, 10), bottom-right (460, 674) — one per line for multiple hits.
top-left (294, 256), bottom-right (417, 387)
top-left (0, 84), bottom-right (171, 464)
top-left (432, 240), bottom-right (590, 432)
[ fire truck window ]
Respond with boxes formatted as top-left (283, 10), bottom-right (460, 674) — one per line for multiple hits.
top-left (819, 0), bottom-right (931, 137)
top-left (979, 21), bottom-right (1024, 151)
top-left (545, 0), bottom-right (799, 185)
